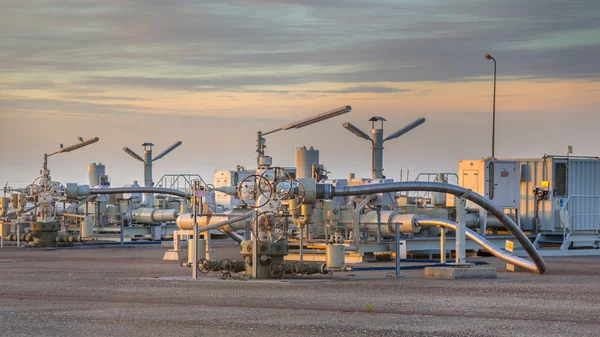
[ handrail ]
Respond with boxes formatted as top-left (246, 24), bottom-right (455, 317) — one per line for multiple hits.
top-left (559, 195), bottom-right (600, 236)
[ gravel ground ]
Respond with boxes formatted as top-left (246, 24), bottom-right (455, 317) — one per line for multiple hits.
top-left (1, 242), bottom-right (599, 337)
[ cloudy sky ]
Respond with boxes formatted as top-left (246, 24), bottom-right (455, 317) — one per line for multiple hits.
top-left (1, 0), bottom-right (599, 188)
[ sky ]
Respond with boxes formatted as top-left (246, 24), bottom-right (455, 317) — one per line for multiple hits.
top-left (1, 0), bottom-right (599, 188)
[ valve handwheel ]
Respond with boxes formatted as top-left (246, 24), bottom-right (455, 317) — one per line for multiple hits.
top-left (269, 260), bottom-right (284, 278)
top-left (237, 174), bottom-right (273, 209)
top-left (197, 258), bottom-right (211, 274)
top-left (219, 259), bottom-right (233, 273)
top-left (259, 167), bottom-right (293, 200)
top-left (291, 261), bottom-right (307, 278)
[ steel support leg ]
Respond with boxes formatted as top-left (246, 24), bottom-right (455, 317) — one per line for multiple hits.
top-left (395, 222), bottom-right (401, 278)
top-left (456, 197), bottom-right (467, 264)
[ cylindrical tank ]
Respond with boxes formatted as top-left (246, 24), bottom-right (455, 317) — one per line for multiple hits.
top-left (82, 218), bottom-right (94, 237)
top-left (119, 200), bottom-right (130, 214)
top-left (106, 205), bottom-right (120, 222)
top-left (9, 194), bottom-right (19, 209)
top-left (176, 214), bottom-right (229, 230)
top-left (134, 208), bottom-right (155, 223)
top-left (1, 198), bottom-right (10, 236)
top-left (325, 244), bottom-right (345, 269)
top-left (295, 146), bottom-right (319, 179)
top-left (0, 197), bottom-right (9, 218)
top-left (10, 193), bottom-right (25, 210)
top-left (360, 211), bottom-right (421, 235)
top-left (152, 209), bottom-right (178, 222)
top-left (88, 163), bottom-right (106, 186)
top-left (187, 238), bottom-right (206, 265)
top-left (431, 173), bottom-right (448, 206)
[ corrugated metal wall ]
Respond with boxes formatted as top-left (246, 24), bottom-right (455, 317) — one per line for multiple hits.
top-left (567, 160), bottom-right (600, 232)
top-left (518, 159), bottom-right (553, 232)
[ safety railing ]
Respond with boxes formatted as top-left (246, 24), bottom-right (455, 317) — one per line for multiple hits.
top-left (559, 195), bottom-right (600, 236)
top-left (155, 174), bottom-right (210, 194)
top-left (405, 173), bottom-right (458, 200)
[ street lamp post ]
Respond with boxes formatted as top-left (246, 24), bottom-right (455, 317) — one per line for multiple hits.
top-left (485, 53), bottom-right (496, 159)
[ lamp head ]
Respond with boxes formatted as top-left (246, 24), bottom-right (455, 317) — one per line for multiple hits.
top-left (485, 53), bottom-right (494, 60)
top-left (342, 122), bottom-right (371, 141)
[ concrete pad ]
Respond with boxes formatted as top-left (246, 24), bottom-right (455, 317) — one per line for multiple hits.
top-left (163, 250), bottom-right (184, 261)
top-left (506, 263), bottom-right (528, 272)
top-left (424, 266), bottom-right (497, 279)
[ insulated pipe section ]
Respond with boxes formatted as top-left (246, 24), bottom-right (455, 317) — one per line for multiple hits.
top-left (198, 214), bottom-right (252, 233)
top-left (325, 181), bottom-right (546, 274)
top-left (176, 212), bottom-right (253, 231)
top-left (360, 211), bottom-right (421, 235)
top-left (87, 186), bottom-right (190, 199)
top-left (125, 208), bottom-right (179, 224)
top-left (417, 218), bottom-right (541, 273)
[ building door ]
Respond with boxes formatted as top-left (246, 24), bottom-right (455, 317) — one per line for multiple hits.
top-left (553, 160), bottom-right (568, 229)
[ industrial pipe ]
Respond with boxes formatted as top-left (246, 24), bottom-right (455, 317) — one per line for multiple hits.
top-left (3, 202), bottom-right (42, 218)
top-left (62, 213), bottom-right (87, 219)
top-left (64, 195), bottom-right (97, 214)
top-left (417, 218), bottom-right (541, 273)
top-left (197, 213), bottom-right (253, 233)
top-left (89, 187), bottom-right (189, 199)
top-left (326, 181), bottom-right (546, 274)
top-left (124, 208), bottom-right (179, 224)
top-left (220, 228), bottom-right (244, 244)
top-left (353, 195), bottom-right (377, 244)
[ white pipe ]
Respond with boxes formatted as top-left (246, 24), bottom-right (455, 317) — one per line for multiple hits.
top-left (417, 218), bottom-right (540, 273)
top-left (328, 181), bottom-right (547, 274)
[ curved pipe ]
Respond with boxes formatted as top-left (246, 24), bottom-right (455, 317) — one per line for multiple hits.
top-left (329, 181), bottom-right (546, 274)
top-left (220, 228), bottom-right (244, 244)
top-left (3, 202), bottom-right (42, 218)
top-left (417, 218), bottom-right (540, 273)
top-left (64, 195), bottom-right (97, 214)
top-left (89, 187), bottom-right (189, 199)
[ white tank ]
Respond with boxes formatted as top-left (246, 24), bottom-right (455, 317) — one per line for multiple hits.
top-left (106, 205), bottom-right (120, 222)
top-left (295, 146), bottom-right (319, 179)
top-left (88, 163), bottom-right (106, 186)
top-left (187, 238), bottom-right (206, 264)
top-left (325, 244), bottom-right (345, 269)
top-left (1, 197), bottom-right (10, 236)
top-left (82, 218), bottom-right (94, 237)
